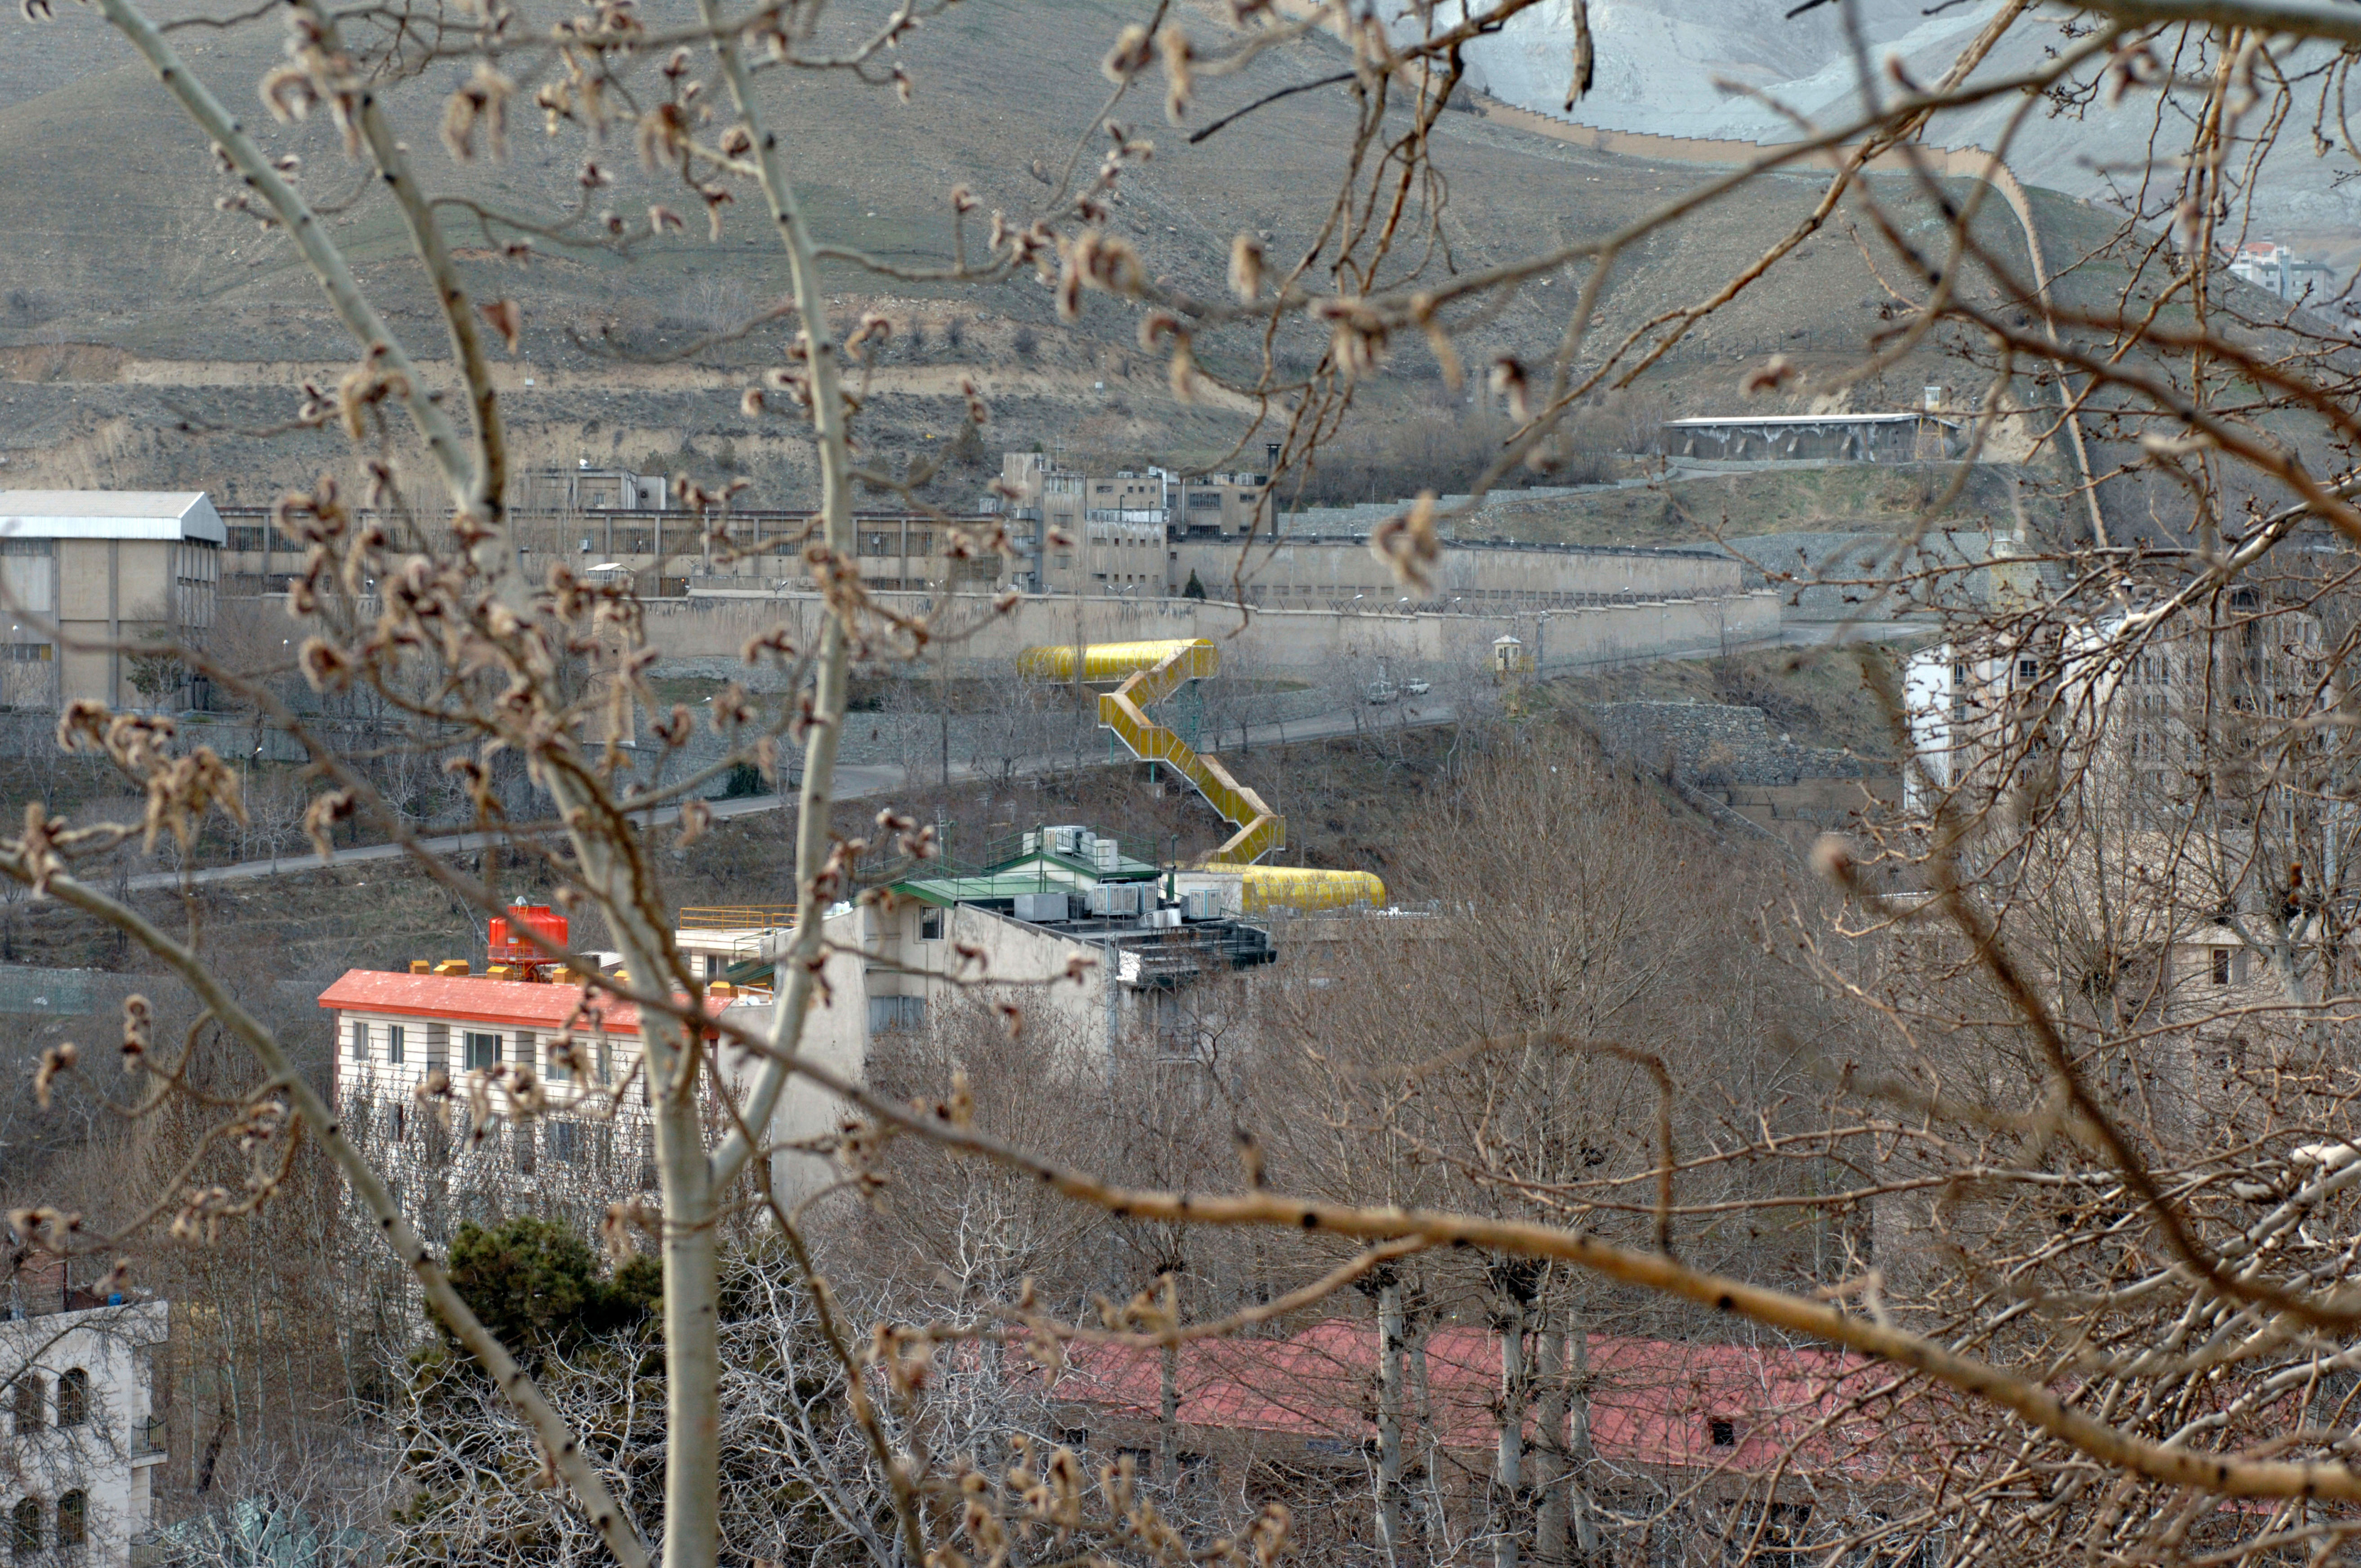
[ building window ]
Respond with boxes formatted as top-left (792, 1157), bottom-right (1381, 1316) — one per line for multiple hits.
top-left (11, 1498), bottom-right (38, 1559)
top-left (53, 1495), bottom-right (80, 1553)
top-left (465, 1032), bottom-right (502, 1070)
top-left (549, 1121), bottom-right (582, 1166)
top-left (868, 996), bottom-right (926, 1034)
top-left (2018, 659), bottom-right (2039, 680)
top-left (12, 1377), bottom-right (41, 1434)
top-left (919, 907), bottom-right (944, 941)
top-left (2213, 948), bottom-right (2234, 986)
top-left (349, 1021), bottom-right (367, 1062)
top-left (54, 1371), bottom-right (85, 1429)
top-left (1709, 1419), bottom-right (1736, 1448)
top-left (387, 1025), bottom-right (405, 1065)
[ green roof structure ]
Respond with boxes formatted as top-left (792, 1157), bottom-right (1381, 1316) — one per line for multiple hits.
top-left (890, 845), bottom-right (1163, 907)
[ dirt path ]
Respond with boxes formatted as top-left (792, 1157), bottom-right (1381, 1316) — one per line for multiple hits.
top-left (0, 345), bottom-right (1263, 411)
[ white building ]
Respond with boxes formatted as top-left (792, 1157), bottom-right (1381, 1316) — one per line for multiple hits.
top-left (0, 1298), bottom-right (168, 1568)
top-left (2228, 241), bottom-right (2338, 302)
top-left (0, 492), bottom-right (224, 710)
top-left (319, 831), bottom-right (1311, 1215)
top-left (318, 965), bottom-right (778, 1237)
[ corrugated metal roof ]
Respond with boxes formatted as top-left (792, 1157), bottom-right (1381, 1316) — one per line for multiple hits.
top-left (0, 491), bottom-right (226, 543)
top-left (316, 970), bottom-right (644, 1032)
top-left (1048, 1320), bottom-right (1899, 1476)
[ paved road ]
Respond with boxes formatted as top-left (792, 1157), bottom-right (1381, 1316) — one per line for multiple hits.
top-left (117, 619), bottom-right (1930, 891)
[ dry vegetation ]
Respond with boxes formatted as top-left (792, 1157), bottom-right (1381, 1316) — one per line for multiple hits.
top-left (4, 0), bottom-right (2361, 1568)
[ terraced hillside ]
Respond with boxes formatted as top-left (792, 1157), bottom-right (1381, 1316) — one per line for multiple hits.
top-left (0, 0), bottom-right (2080, 517)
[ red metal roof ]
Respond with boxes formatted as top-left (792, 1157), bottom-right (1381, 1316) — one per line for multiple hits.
top-left (317, 969), bottom-right (646, 1034)
top-left (1044, 1321), bottom-right (1906, 1478)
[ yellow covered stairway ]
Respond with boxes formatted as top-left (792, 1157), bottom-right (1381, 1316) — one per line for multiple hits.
top-left (1016, 639), bottom-right (1386, 911)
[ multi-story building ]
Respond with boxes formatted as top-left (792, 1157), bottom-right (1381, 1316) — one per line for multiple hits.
top-left (317, 906), bottom-right (774, 1236)
top-left (317, 837), bottom-right (1394, 1215)
top-left (1902, 589), bottom-right (2321, 818)
top-left (2228, 240), bottom-right (2338, 302)
top-left (706, 827), bottom-right (1311, 1197)
top-left (1896, 591), bottom-right (2334, 1081)
top-left (997, 453), bottom-right (1271, 595)
top-left (0, 491), bottom-right (223, 710)
top-left (0, 1291), bottom-right (169, 1568)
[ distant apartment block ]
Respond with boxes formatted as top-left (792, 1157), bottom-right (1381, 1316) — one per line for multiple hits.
top-left (2228, 240), bottom-right (2337, 302)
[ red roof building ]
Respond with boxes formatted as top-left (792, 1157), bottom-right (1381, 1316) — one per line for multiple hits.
top-left (1042, 1319), bottom-right (1901, 1483)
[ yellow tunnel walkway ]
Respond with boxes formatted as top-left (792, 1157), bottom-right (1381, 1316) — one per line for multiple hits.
top-left (1017, 639), bottom-right (1284, 863)
top-left (1015, 639), bottom-right (1387, 910)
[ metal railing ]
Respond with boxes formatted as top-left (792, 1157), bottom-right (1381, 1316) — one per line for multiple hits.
top-left (677, 906), bottom-right (798, 931)
top-left (1092, 641), bottom-right (1285, 864)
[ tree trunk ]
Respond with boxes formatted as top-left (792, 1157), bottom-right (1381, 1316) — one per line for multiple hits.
top-left (1159, 1340), bottom-right (1180, 1491)
top-left (1496, 1293), bottom-right (1526, 1568)
top-left (1534, 1318), bottom-right (1567, 1567)
top-left (654, 1068), bottom-right (720, 1568)
top-left (1568, 1311), bottom-right (1599, 1563)
top-left (1376, 1278), bottom-right (1407, 1565)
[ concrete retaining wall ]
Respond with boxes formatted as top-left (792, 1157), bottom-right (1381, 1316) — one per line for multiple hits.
top-left (661, 586), bottom-right (1781, 676)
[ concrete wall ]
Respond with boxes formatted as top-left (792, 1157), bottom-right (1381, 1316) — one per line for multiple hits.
top-left (666, 585), bottom-right (1780, 677)
top-left (774, 899), bottom-right (1118, 1200)
top-left (1173, 537), bottom-right (1738, 608)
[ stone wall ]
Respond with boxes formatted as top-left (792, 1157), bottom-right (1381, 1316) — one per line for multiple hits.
top-left (1589, 701), bottom-right (1883, 786)
top-left (1589, 699), bottom-right (1899, 849)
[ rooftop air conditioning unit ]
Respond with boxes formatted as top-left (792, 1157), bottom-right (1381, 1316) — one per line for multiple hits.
top-left (1089, 884), bottom-right (1146, 917)
top-left (1013, 892), bottom-right (1073, 923)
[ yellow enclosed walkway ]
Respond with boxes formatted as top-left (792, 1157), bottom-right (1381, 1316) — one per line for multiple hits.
top-left (1017, 638), bottom-right (1386, 911)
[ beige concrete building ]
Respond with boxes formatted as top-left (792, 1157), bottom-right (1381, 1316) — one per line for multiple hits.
top-left (0, 492), bottom-right (223, 710)
top-left (999, 452), bottom-right (1271, 595)
top-left (990, 451), bottom-right (1744, 610)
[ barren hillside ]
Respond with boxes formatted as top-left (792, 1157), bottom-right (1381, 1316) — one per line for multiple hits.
top-left (0, 0), bottom-right (2089, 526)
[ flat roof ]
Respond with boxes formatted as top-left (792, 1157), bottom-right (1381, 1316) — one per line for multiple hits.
top-left (0, 491), bottom-right (226, 544)
top-left (1662, 413), bottom-right (1956, 428)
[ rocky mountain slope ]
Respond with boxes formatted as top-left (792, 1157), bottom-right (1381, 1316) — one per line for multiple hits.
top-left (1451, 0), bottom-right (2361, 268)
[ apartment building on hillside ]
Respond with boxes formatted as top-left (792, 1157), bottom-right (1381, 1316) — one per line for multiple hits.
top-left (1902, 590), bottom-right (2323, 820)
top-left (1895, 591), bottom-right (2332, 1112)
